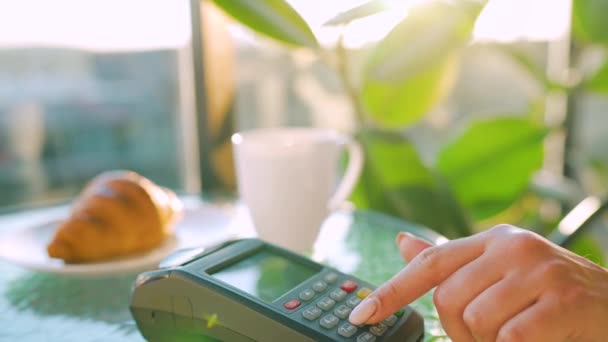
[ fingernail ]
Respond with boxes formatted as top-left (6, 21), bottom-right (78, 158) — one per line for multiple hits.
top-left (396, 232), bottom-right (416, 245)
top-left (349, 297), bottom-right (378, 325)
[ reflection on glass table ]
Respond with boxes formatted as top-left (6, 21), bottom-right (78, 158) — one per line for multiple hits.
top-left (0, 201), bottom-right (447, 341)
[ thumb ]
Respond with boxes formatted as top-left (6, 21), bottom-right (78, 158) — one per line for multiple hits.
top-left (396, 232), bottom-right (433, 263)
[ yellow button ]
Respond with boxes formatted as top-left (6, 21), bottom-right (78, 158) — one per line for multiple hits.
top-left (356, 287), bottom-right (373, 299)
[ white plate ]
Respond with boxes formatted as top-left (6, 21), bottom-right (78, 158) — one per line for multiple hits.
top-left (0, 202), bottom-right (239, 276)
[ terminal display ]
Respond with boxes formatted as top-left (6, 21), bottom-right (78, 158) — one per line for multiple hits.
top-left (211, 249), bottom-right (319, 302)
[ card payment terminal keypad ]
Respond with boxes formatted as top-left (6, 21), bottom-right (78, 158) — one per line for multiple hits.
top-left (284, 272), bottom-right (402, 341)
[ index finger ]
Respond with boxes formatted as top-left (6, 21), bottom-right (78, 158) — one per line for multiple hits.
top-left (349, 234), bottom-right (487, 325)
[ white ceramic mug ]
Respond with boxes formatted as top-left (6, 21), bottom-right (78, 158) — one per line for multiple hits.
top-left (232, 127), bottom-right (363, 253)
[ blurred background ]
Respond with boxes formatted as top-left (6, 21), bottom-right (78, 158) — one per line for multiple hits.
top-left (0, 0), bottom-right (197, 208)
top-left (1, 0), bottom-right (607, 264)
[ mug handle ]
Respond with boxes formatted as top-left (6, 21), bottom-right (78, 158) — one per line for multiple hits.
top-left (328, 137), bottom-right (364, 211)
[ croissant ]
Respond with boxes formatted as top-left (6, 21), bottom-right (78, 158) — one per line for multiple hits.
top-left (47, 171), bottom-right (183, 263)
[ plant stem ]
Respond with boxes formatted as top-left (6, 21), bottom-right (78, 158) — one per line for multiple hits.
top-left (563, 41), bottom-right (583, 184)
top-left (563, 87), bottom-right (580, 181)
top-left (335, 34), bottom-right (366, 128)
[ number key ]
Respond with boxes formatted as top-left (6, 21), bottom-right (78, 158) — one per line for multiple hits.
top-left (323, 272), bottom-right (338, 284)
top-left (357, 332), bottom-right (376, 342)
top-left (329, 288), bottom-right (347, 302)
top-left (320, 314), bottom-right (339, 329)
top-left (316, 297), bottom-right (336, 311)
top-left (337, 323), bottom-right (358, 338)
top-left (302, 306), bottom-right (322, 321)
top-left (312, 280), bottom-right (328, 292)
top-left (299, 288), bottom-right (315, 301)
top-left (346, 296), bottom-right (362, 308)
top-left (369, 323), bottom-right (388, 336)
top-left (383, 314), bottom-right (398, 327)
top-left (334, 305), bottom-right (352, 319)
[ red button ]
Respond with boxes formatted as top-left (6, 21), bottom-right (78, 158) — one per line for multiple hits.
top-left (284, 299), bottom-right (301, 310)
top-left (340, 280), bottom-right (358, 293)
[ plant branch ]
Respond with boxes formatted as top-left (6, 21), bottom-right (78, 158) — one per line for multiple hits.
top-left (335, 34), bottom-right (367, 127)
top-left (563, 41), bottom-right (583, 185)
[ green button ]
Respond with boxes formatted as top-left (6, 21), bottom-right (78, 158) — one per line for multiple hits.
top-left (394, 309), bottom-right (405, 317)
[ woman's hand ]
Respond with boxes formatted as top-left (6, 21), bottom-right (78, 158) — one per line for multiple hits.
top-left (348, 224), bottom-right (608, 342)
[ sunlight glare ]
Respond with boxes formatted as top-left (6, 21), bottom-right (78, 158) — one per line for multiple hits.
top-left (0, 0), bottom-right (191, 51)
top-left (288, 0), bottom-right (572, 48)
top-left (474, 0), bottom-right (571, 42)
top-left (0, 0), bottom-right (573, 51)
top-left (558, 197), bottom-right (601, 236)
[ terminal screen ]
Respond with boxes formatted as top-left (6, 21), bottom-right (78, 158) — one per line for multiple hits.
top-left (211, 250), bottom-right (319, 302)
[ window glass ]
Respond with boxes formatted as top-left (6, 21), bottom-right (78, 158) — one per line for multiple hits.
top-left (0, 0), bottom-right (197, 209)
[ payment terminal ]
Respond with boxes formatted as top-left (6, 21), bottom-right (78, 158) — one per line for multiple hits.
top-left (130, 239), bottom-right (424, 342)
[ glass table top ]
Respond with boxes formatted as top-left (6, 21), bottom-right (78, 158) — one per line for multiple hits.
top-left (0, 201), bottom-right (447, 341)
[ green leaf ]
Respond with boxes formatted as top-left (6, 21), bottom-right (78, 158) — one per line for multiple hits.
top-left (323, 0), bottom-right (391, 26)
top-left (366, 2), bottom-right (481, 83)
top-left (212, 0), bottom-right (318, 48)
top-left (364, 130), bottom-right (434, 187)
top-left (437, 117), bottom-right (547, 220)
top-left (361, 1), bottom-right (483, 128)
top-left (362, 55), bottom-right (459, 128)
top-left (569, 235), bottom-right (606, 267)
top-left (499, 45), bottom-right (561, 91)
top-left (572, 0), bottom-right (608, 46)
top-left (587, 61), bottom-right (608, 93)
top-left (351, 130), bottom-right (472, 238)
